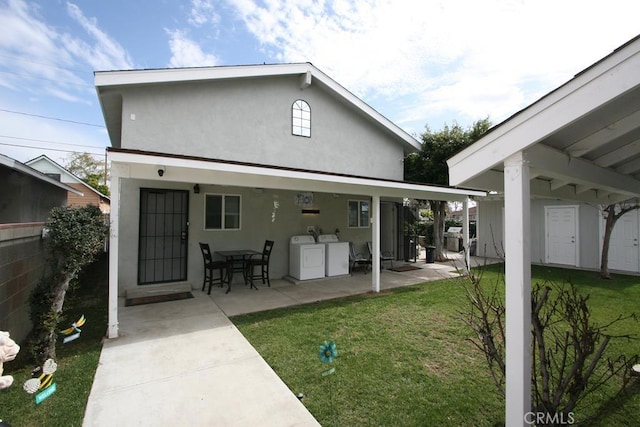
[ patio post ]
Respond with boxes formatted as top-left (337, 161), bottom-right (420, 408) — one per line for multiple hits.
top-left (504, 151), bottom-right (531, 426)
top-left (371, 195), bottom-right (381, 292)
top-left (462, 197), bottom-right (470, 273)
top-left (107, 165), bottom-right (121, 339)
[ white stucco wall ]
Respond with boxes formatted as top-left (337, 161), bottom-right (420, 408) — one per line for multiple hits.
top-left (118, 75), bottom-right (406, 180)
top-left (116, 178), bottom-right (395, 294)
top-left (477, 199), bottom-right (604, 270)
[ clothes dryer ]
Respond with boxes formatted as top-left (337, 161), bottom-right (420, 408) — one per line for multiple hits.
top-left (317, 234), bottom-right (349, 276)
top-left (289, 235), bottom-right (325, 280)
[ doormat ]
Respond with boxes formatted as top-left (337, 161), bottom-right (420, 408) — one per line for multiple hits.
top-left (390, 265), bottom-right (421, 272)
top-left (125, 291), bottom-right (193, 307)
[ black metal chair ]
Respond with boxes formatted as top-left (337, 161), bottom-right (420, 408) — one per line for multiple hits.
top-left (367, 241), bottom-right (395, 269)
top-left (349, 242), bottom-right (371, 274)
top-left (199, 242), bottom-right (228, 294)
top-left (245, 240), bottom-right (274, 287)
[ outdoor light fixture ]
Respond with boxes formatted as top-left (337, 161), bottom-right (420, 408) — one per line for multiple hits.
top-left (157, 167), bottom-right (165, 177)
top-left (301, 209), bottom-right (320, 215)
top-left (193, 184), bottom-right (200, 194)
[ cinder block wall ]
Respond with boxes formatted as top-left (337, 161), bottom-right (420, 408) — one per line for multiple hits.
top-left (0, 223), bottom-right (46, 343)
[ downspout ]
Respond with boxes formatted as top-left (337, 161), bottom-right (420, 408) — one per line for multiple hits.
top-left (107, 165), bottom-right (121, 339)
top-left (371, 195), bottom-right (381, 292)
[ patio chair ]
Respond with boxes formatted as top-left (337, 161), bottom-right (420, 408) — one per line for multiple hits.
top-left (367, 241), bottom-right (395, 269)
top-left (349, 242), bottom-right (371, 274)
top-left (245, 240), bottom-right (274, 287)
top-left (199, 242), bottom-right (228, 294)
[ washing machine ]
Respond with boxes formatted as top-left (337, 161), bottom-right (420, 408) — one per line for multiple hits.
top-left (289, 235), bottom-right (325, 280)
top-left (317, 234), bottom-right (349, 276)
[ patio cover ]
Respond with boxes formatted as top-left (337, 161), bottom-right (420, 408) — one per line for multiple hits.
top-left (107, 148), bottom-right (485, 338)
top-left (447, 35), bottom-right (640, 426)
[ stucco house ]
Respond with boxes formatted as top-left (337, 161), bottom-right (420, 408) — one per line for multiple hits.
top-left (95, 63), bottom-right (484, 338)
top-left (26, 154), bottom-right (110, 214)
top-left (0, 153), bottom-right (81, 343)
top-left (448, 35), bottom-right (640, 425)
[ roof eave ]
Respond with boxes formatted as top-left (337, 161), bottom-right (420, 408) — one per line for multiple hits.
top-left (94, 63), bottom-right (421, 152)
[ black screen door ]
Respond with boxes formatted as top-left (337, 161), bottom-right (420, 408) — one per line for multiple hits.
top-left (138, 189), bottom-right (189, 285)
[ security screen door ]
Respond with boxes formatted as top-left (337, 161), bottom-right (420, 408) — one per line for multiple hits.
top-left (138, 189), bottom-right (189, 285)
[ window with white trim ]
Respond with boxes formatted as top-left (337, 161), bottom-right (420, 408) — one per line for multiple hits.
top-left (348, 200), bottom-right (370, 228)
top-left (205, 194), bottom-right (241, 230)
top-left (292, 99), bottom-right (311, 137)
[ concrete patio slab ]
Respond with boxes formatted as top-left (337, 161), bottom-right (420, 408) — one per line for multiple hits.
top-left (84, 251), bottom-right (498, 426)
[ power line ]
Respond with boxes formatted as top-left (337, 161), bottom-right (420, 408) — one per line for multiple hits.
top-left (0, 141), bottom-right (105, 157)
top-left (0, 69), bottom-right (94, 89)
top-left (0, 135), bottom-right (107, 150)
top-left (0, 53), bottom-right (94, 75)
top-left (0, 108), bottom-right (105, 127)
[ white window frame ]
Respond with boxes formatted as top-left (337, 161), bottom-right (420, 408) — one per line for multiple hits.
top-left (348, 200), bottom-right (370, 228)
top-left (292, 99), bottom-right (311, 137)
top-left (204, 193), bottom-right (242, 230)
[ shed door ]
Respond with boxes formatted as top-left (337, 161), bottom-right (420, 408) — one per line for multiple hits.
top-left (545, 206), bottom-right (579, 266)
top-left (138, 189), bottom-right (189, 285)
top-left (608, 209), bottom-right (640, 273)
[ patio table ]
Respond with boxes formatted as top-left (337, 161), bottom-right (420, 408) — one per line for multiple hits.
top-left (215, 249), bottom-right (262, 292)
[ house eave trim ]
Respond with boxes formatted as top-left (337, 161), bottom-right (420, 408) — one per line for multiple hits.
top-left (108, 148), bottom-right (484, 201)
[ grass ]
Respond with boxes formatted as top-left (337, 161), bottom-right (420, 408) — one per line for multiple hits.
top-left (232, 264), bottom-right (640, 426)
top-left (0, 254), bottom-right (108, 427)
top-left (2, 258), bottom-right (638, 426)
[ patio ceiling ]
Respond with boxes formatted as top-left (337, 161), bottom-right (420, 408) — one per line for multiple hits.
top-left (448, 35), bottom-right (640, 204)
top-left (108, 148), bottom-right (485, 202)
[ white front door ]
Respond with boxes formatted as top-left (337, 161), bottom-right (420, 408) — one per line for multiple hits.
top-left (608, 209), bottom-right (640, 273)
top-left (545, 206), bottom-right (579, 266)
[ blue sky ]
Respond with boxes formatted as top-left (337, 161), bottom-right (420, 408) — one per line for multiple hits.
top-left (1, 0), bottom-right (639, 166)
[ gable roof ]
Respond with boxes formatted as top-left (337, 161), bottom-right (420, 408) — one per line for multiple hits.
top-left (26, 154), bottom-right (110, 201)
top-left (0, 153), bottom-right (82, 195)
top-left (448, 34), bottom-right (640, 204)
top-left (94, 62), bottom-right (421, 153)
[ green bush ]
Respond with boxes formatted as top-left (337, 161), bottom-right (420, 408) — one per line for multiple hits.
top-left (29, 205), bottom-right (109, 363)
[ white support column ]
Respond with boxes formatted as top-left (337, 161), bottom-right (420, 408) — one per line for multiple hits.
top-left (462, 198), bottom-right (470, 273)
top-left (371, 195), bottom-right (381, 293)
top-left (107, 168), bottom-right (121, 339)
top-left (504, 151), bottom-right (531, 426)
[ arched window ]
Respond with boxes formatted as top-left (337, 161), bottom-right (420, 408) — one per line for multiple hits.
top-left (292, 100), bottom-right (311, 137)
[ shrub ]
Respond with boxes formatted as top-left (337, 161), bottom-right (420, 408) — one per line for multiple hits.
top-left (29, 205), bottom-right (109, 363)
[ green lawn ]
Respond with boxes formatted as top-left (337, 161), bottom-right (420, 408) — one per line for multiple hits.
top-left (232, 264), bottom-right (640, 426)
top-left (2, 259), bottom-right (637, 426)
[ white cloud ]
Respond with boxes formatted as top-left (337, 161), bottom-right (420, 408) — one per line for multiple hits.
top-left (188, 0), bottom-right (221, 27)
top-left (226, 0), bottom-right (640, 131)
top-left (166, 29), bottom-right (219, 67)
top-left (65, 2), bottom-right (133, 71)
top-left (0, 0), bottom-right (132, 105)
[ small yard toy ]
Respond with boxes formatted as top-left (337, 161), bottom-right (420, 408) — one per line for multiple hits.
top-left (23, 358), bottom-right (57, 393)
top-left (0, 331), bottom-right (20, 390)
top-left (60, 314), bottom-right (86, 343)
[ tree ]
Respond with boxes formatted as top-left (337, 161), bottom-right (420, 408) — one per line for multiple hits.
top-left (461, 268), bottom-right (638, 424)
top-left (65, 152), bottom-right (110, 196)
top-left (600, 200), bottom-right (640, 279)
top-left (29, 205), bottom-right (109, 363)
top-left (404, 118), bottom-right (491, 260)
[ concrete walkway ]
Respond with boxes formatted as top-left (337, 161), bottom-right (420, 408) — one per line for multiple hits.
top-left (84, 252), bottom-right (488, 426)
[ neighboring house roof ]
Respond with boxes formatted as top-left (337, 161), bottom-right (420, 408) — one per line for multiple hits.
top-left (26, 154), bottom-right (110, 201)
top-left (448, 34), bottom-right (640, 204)
top-left (94, 62), bottom-right (421, 154)
top-left (0, 153), bottom-right (82, 195)
top-left (450, 206), bottom-right (477, 219)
